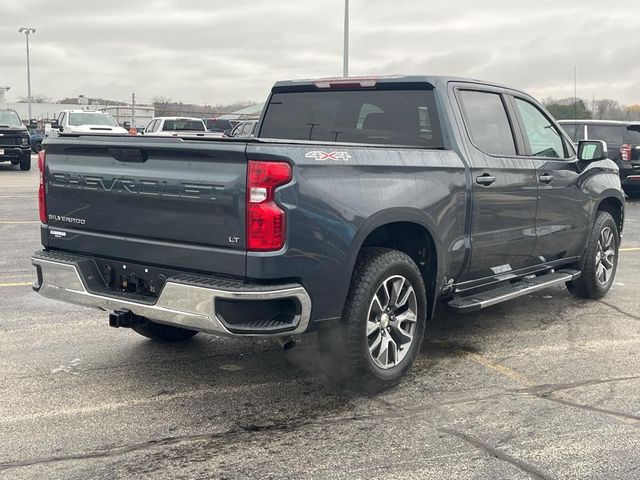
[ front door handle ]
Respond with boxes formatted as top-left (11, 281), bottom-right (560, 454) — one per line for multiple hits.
top-left (539, 173), bottom-right (554, 184)
top-left (476, 174), bottom-right (496, 186)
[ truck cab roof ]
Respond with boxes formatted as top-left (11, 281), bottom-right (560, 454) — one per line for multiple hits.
top-left (272, 75), bottom-right (515, 92)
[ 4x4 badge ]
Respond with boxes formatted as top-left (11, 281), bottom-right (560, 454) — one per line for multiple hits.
top-left (305, 151), bottom-right (351, 161)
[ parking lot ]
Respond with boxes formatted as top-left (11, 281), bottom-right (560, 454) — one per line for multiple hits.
top-left (0, 157), bottom-right (639, 479)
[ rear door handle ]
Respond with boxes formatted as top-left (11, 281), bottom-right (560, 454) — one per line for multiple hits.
top-left (476, 174), bottom-right (496, 186)
top-left (539, 173), bottom-right (554, 184)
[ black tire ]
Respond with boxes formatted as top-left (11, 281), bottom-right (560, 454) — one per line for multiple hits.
top-left (623, 186), bottom-right (640, 198)
top-left (19, 156), bottom-right (31, 171)
top-left (33, 141), bottom-right (43, 153)
top-left (566, 211), bottom-right (619, 299)
top-left (318, 247), bottom-right (427, 393)
top-left (131, 318), bottom-right (198, 342)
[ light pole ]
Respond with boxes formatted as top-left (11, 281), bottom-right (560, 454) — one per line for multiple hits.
top-left (343, 0), bottom-right (349, 77)
top-left (18, 27), bottom-right (36, 120)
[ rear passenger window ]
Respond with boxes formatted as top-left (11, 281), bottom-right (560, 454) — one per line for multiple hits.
top-left (588, 125), bottom-right (625, 146)
top-left (457, 90), bottom-right (516, 156)
top-left (515, 98), bottom-right (568, 158)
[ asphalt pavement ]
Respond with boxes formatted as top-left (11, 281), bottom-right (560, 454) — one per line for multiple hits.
top-left (0, 158), bottom-right (638, 480)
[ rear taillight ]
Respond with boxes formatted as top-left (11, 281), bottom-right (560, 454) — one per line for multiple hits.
top-left (38, 150), bottom-right (47, 224)
top-left (621, 144), bottom-right (632, 162)
top-left (246, 160), bottom-right (292, 251)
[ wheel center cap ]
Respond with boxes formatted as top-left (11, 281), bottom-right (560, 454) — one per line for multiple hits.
top-left (380, 313), bottom-right (390, 329)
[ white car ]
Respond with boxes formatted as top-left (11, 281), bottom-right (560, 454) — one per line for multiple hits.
top-left (47, 110), bottom-right (128, 137)
top-left (144, 117), bottom-right (222, 137)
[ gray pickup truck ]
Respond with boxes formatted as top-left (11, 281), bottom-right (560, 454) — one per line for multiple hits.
top-left (33, 76), bottom-right (624, 391)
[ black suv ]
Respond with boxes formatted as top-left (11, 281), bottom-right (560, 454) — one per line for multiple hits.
top-left (559, 120), bottom-right (640, 197)
top-left (0, 109), bottom-right (32, 170)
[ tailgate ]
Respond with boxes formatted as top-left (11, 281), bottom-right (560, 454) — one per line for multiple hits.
top-left (43, 136), bottom-right (248, 276)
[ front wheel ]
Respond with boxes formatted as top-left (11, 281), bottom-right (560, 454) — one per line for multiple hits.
top-left (19, 155), bottom-right (31, 171)
top-left (131, 318), bottom-right (198, 342)
top-left (319, 247), bottom-right (427, 393)
top-left (567, 211), bottom-right (619, 299)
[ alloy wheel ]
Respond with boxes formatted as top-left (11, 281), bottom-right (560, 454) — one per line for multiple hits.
top-left (595, 226), bottom-right (616, 286)
top-left (366, 275), bottom-right (418, 369)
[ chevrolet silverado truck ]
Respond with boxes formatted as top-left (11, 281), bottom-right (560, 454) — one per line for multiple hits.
top-left (0, 109), bottom-right (32, 170)
top-left (32, 76), bottom-right (624, 391)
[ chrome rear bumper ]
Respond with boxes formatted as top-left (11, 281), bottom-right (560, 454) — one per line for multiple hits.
top-left (31, 250), bottom-right (311, 337)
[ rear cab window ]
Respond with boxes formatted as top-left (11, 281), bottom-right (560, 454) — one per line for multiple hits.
top-left (259, 88), bottom-right (443, 148)
top-left (587, 125), bottom-right (625, 146)
top-left (162, 119), bottom-right (205, 131)
top-left (206, 119), bottom-right (232, 132)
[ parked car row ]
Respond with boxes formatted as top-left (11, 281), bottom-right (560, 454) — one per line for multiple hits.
top-left (559, 120), bottom-right (640, 197)
top-left (140, 117), bottom-right (256, 138)
top-left (2, 104), bottom-right (258, 172)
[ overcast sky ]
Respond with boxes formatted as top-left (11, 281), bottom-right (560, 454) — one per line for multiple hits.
top-left (1, 0), bottom-right (639, 106)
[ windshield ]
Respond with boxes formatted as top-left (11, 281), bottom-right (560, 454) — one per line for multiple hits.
top-left (68, 112), bottom-right (118, 127)
top-left (0, 110), bottom-right (22, 128)
top-left (162, 119), bottom-right (205, 131)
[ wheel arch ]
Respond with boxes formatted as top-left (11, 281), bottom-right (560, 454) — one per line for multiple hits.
top-left (347, 209), bottom-right (443, 320)
top-left (596, 194), bottom-right (624, 235)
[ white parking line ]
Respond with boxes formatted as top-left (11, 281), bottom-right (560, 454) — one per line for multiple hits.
top-left (0, 282), bottom-right (32, 287)
top-left (0, 221), bottom-right (39, 224)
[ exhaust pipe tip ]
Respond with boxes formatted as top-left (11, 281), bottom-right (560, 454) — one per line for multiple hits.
top-left (276, 336), bottom-right (296, 351)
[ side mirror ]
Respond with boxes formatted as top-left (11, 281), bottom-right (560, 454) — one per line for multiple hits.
top-left (50, 119), bottom-right (60, 129)
top-left (223, 129), bottom-right (232, 137)
top-left (578, 140), bottom-right (608, 162)
top-left (123, 121), bottom-right (131, 130)
top-left (29, 119), bottom-right (38, 129)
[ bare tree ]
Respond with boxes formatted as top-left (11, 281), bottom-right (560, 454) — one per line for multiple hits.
top-left (17, 94), bottom-right (53, 104)
top-left (593, 99), bottom-right (624, 120)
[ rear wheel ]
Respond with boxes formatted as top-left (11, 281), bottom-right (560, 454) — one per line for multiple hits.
top-left (567, 211), bottom-right (619, 299)
top-left (131, 318), bottom-right (198, 342)
top-left (319, 247), bottom-right (427, 393)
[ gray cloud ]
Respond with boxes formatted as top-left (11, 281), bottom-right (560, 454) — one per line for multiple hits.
top-left (1, 0), bottom-right (638, 105)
